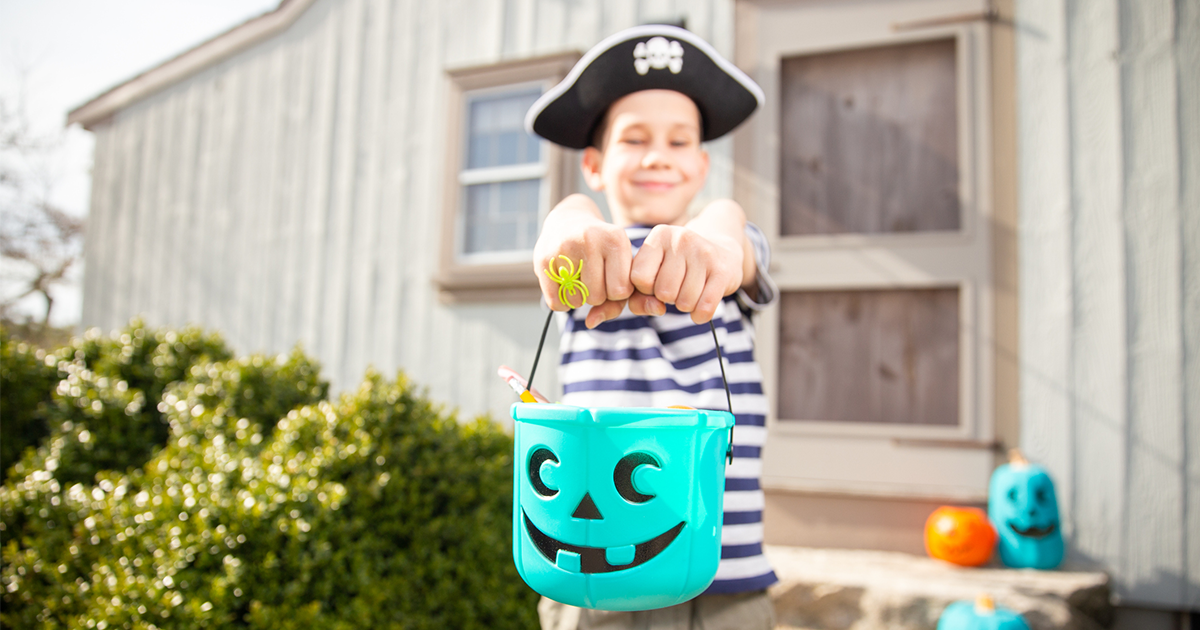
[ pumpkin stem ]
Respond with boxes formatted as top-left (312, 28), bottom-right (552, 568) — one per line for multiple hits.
top-left (974, 593), bottom-right (996, 614)
top-left (1008, 448), bottom-right (1029, 466)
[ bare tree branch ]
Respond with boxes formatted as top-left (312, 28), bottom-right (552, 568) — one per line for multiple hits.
top-left (0, 91), bottom-right (84, 327)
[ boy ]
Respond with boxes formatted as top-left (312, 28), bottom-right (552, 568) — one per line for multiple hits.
top-left (525, 25), bottom-right (778, 630)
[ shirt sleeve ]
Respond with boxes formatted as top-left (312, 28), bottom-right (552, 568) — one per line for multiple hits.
top-left (735, 221), bottom-right (779, 312)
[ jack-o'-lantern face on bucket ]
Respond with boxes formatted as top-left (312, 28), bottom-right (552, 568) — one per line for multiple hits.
top-left (988, 461), bottom-right (1064, 569)
top-left (523, 447), bottom-right (684, 573)
top-left (511, 404), bottom-right (731, 611)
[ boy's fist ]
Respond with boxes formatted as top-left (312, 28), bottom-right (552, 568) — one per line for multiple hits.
top-left (630, 224), bottom-right (744, 324)
top-left (534, 195), bottom-right (634, 323)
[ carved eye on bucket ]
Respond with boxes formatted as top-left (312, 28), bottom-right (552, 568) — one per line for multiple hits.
top-left (614, 452), bottom-right (660, 503)
top-left (529, 448), bottom-right (559, 497)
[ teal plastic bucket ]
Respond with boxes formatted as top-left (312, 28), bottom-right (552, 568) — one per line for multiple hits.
top-left (511, 403), bottom-right (734, 610)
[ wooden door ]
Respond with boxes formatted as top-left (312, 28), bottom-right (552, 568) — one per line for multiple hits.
top-left (736, 0), bottom-right (998, 501)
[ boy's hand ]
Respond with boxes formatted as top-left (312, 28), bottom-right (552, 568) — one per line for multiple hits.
top-left (534, 195), bottom-right (634, 327)
top-left (629, 199), bottom-right (754, 324)
top-left (629, 224), bottom-right (744, 324)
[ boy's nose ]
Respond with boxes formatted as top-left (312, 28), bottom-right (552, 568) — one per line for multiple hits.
top-left (641, 151), bottom-right (670, 168)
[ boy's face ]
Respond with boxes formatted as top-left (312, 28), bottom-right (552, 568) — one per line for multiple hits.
top-left (582, 90), bottom-right (709, 227)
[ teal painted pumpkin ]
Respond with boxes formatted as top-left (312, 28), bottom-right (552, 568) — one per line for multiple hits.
top-left (511, 403), bottom-right (733, 611)
top-left (938, 595), bottom-right (1031, 630)
top-left (988, 451), bottom-right (1065, 569)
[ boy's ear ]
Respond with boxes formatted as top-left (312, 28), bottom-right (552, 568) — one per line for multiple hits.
top-left (581, 147), bottom-right (605, 191)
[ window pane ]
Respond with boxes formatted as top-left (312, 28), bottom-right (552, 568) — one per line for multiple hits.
top-left (777, 288), bottom-right (959, 426)
top-left (780, 39), bottom-right (960, 235)
top-left (463, 179), bottom-right (541, 254)
top-left (467, 89), bottom-right (542, 169)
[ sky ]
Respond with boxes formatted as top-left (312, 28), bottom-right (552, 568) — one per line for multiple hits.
top-left (0, 0), bottom-right (281, 327)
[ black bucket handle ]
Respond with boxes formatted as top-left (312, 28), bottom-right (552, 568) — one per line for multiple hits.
top-left (525, 308), bottom-right (735, 465)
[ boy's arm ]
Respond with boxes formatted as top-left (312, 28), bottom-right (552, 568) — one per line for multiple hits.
top-left (534, 194), bottom-right (634, 325)
top-left (685, 199), bottom-right (758, 297)
top-left (628, 199), bottom-right (753, 324)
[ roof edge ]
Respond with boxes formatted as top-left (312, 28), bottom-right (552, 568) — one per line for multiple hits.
top-left (67, 0), bottom-right (318, 130)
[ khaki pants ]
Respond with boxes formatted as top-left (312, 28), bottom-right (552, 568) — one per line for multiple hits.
top-left (538, 590), bottom-right (775, 630)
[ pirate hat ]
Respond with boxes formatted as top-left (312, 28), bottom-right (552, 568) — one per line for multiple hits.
top-left (525, 25), bottom-right (764, 149)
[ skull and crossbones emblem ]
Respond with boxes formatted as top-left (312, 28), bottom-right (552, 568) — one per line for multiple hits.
top-left (633, 37), bottom-right (684, 75)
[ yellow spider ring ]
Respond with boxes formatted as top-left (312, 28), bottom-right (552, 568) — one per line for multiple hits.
top-left (544, 255), bottom-right (589, 309)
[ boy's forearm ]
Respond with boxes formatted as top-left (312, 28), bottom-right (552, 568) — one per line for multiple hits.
top-left (541, 194), bottom-right (607, 233)
top-left (685, 200), bottom-right (758, 294)
top-left (534, 194), bottom-right (607, 268)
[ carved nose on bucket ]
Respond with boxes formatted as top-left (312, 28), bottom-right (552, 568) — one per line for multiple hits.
top-left (572, 493), bottom-right (603, 520)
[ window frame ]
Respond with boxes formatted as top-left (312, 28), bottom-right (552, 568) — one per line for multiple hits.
top-left (734, 0), bottom-right (1001, 501)
top-left (456, 82), bottom-right (546, 264)
top-left (437, 52), bottom-right (580, 303)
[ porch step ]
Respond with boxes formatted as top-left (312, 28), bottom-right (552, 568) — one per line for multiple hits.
top-left (765, 545), bottom-right (1112, 630)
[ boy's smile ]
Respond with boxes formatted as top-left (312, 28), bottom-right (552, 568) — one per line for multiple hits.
top-left (582, 90), bottom-right (709, 227)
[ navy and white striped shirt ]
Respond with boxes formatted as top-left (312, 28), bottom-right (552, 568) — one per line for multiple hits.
top-left (556, 223), bottom-right (779, 594)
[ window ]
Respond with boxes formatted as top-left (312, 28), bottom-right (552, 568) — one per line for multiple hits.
top-left (460, 87), bottom-right (543, 259)
top-left (735, 0), bottom-right (1009, 501)
top-left (437, 53), bottom-right (580, 303)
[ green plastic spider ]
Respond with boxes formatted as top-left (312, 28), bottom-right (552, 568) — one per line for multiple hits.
top-left (544, 255), bottom-right (589, 308)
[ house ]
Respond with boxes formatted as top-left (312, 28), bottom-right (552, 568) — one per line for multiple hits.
top-left (68, 0), bottom-right (1197, 626)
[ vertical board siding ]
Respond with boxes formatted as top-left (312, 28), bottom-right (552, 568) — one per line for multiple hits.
top-left (256, 41), bottom-right (289, 354)
top-left (111, 116), bottom-right (142, 330)
top-left (1016, 0), bottom-right (1075, 545)
top-left (322, 0), bottom-right (365, 380)
top-left (300, 8), bottom-right (340, 359)
top-left (276, 26), bottom-right (315, 356)
top-left (181, 78), bottom-right (211, 329)
top-left (132, 98), bottom-right (162, 325)
top-left (1018, 0), bottom-right (1197, 607)
top-left (1119, 0), bottom-right (1186, 606)
top-left (1066, 0), bottom-right (1127, 586)
top-left (418, 0), bottom-right (453, 405)
top-left (80, 127), bottom-right (113, 328)
top-left (395, 0), bottom-right (430, 383)
top-left (151, 91), bottom-right (181, 328)
top-left (353, 0), bottom-right (392, 382)
top-left (375, 0), bottom-right (418, 376)
top-left (1179, 0), bottom-right (1200, 610)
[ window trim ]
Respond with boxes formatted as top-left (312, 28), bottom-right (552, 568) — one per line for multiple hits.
top-left (436, 52), bottom-right (580, 303)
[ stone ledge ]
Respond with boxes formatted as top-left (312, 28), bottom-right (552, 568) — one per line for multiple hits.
top-left (765, 546), bottom-right (1112, 630)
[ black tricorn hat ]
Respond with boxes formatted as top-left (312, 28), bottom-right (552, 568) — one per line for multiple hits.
top-left (525, 25), bottom-right (764, 149)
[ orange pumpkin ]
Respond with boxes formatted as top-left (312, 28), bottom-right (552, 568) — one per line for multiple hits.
top-left (925, 506), bottom-right (996, 566)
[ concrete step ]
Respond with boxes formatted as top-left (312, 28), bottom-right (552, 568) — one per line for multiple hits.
top-left (766, 545), bottom-right (1112, 630)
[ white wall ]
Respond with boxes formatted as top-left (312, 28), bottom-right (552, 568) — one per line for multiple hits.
top-left (1016, 0), bottom-right (1199, 609)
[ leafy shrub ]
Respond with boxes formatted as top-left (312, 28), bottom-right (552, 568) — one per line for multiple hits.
top-left (1, 322), bottom-right (232, 483)
top-left (1, 325), bottom-right (538, 629)
top-left (0, 332), bottom-right (60, 477)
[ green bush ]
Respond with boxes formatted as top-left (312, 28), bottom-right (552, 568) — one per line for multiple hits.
top-left (0, 332), bottom-right (60, 477)
top-left (1, 325), bottom-right (538, 629)
top-left (0, 322), bottom-right (232, 483)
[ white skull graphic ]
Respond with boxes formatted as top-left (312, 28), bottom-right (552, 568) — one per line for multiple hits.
top-left (633, 37), bottom-right (684, 75)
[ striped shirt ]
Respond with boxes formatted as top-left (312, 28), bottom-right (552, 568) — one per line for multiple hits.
top-left (556, 223), bottom-right (779, 594)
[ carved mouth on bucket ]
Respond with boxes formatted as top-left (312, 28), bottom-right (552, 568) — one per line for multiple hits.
top-left (523, 510), bottom-right (684, 574)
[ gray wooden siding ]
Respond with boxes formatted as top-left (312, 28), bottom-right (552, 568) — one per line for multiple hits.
top-left (79, 0), bottom-right (735, 426)
top-left (1017, 0), bottom-right (1198, 609)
